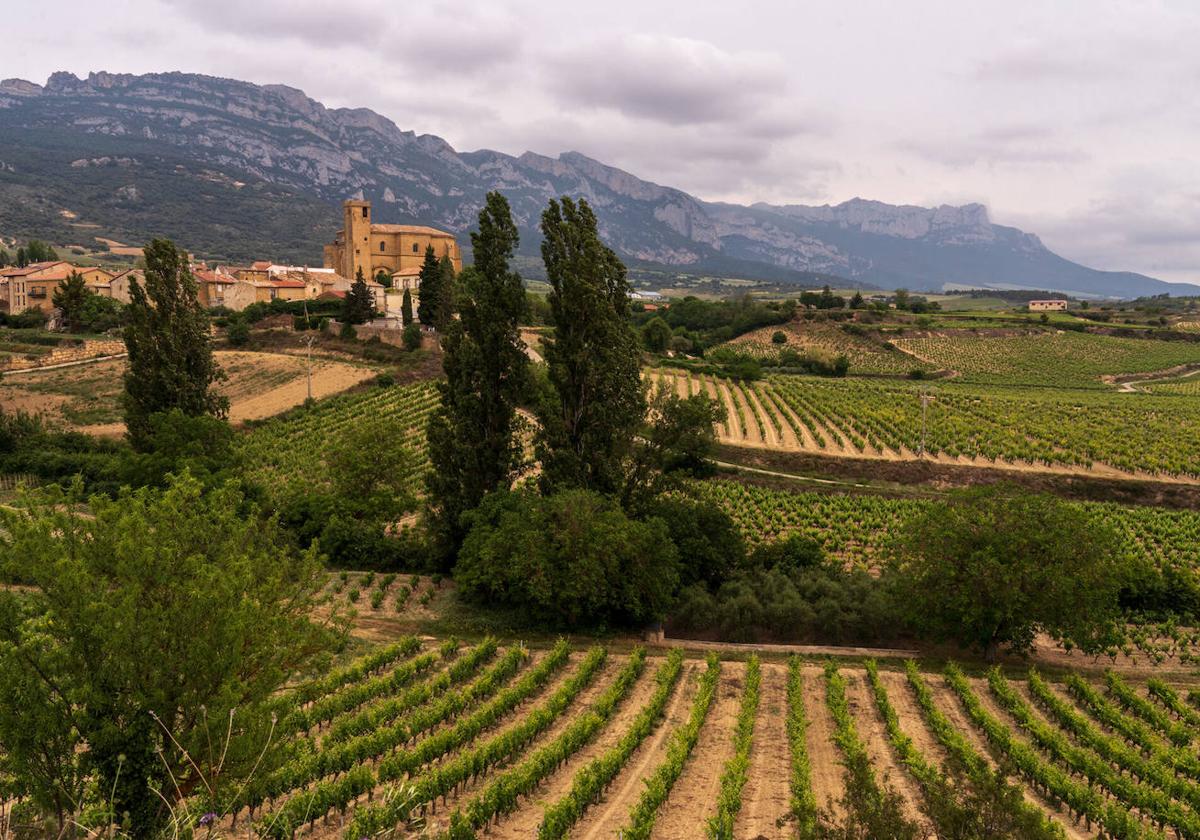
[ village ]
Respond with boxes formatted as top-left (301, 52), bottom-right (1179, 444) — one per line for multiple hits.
top-left (0, 199), bottom-right (461, 325)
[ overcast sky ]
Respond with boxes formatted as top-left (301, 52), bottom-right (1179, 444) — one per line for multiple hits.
top-left (5, 0), bottom-right (1199, 283)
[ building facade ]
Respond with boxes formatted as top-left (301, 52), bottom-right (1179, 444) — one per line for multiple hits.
top-left (1028, 299), bottom-right (1068, 312)
top-left (323, 200), bottom-right (462, 283)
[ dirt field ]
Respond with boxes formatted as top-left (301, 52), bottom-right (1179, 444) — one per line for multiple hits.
top-left (0, 350), bottom-right (379, 434)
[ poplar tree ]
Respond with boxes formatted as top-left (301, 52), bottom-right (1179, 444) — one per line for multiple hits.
top-left (536, 196), bottom-right (644, 494)
top-left (122, 239), bottom-right (228, 450)
top-left (426, 192), bottom-right (529, 564)
top-left (416, 245), bottom-right (441, 326)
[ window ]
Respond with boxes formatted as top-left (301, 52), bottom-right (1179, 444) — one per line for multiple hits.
top-left (29, 286), bottom-right (46, 299)
top-left (380, 241), bottom-right (386, 252)
top-left (362, 206), bottom-right (369, 218)
top-left (412, 242), bottom-right (419, 253)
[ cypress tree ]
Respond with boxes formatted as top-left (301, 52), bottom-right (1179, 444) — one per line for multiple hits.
top-left (342, 267), bottom-right (374, 324)
top-left (536, 196), bottom-right (644, 494)
top-left (15, 247), bottom-right (26, 268)
top-left (426, 192), bottom-right (529, 564)
top-left (401, 287), bottom-right (414, 326)
top-left (435, 254), bottom-right (457, 329)
top-left (122, 239), bottom-right (228, 450)
top-left (416, 245), bottom-right (441, 327)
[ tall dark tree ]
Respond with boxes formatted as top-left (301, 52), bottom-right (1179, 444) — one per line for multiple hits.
top-left (416, 245), bottom-right (441, 327)
top-left (536, 196), bottom-right (644, 494)
top-left (401, 287), bottom-right (414, 326)
top-left (426, 192), bottom-right (529, 563)
top-left (435, 253), bottom-right (458, 328)
top-left (0, 248), bottom-right (9, 267)
top-left (15, 247), bottom-right (26, 268)
top-left (122, 239), bottom-right (228, 450)
top-left (342, 267), bottom-right (375, 325)
top-left (52, 270), bottom-right (91, 333)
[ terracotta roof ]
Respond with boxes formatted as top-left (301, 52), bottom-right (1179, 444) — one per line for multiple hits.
top-left (369, 224), bottom-right (456, 237)
top-left (391, 267), bottom-right (422, 277)
top-left (0, 260), bottom-right (70, 278)
top-left (251, 260), bottom-right (272, 270)
top-left (270, 278), bottom-right (307, 289)
top-left (194, 269), bottom-right (235, 285)
top-left (317, 290), bottom-right (347, 300)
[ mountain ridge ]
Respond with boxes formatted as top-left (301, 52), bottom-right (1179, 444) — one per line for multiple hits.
top-left (0, 70), bottom-right (1193, 298)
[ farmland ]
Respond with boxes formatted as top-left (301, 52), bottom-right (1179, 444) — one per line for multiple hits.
top-left (239, 380), bottom-right (439, 498)
top-left (647, 368), bottom-right (1200, 478)
top-left (0, 350), bottom-right (380, 432)
top-left (108, 633), bottom-right (1200, 840)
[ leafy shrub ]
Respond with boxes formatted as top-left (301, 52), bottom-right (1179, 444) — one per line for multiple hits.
top-left (402, 322), bottom-right (422, 350)
top-left (456, 488), bottom-right (680, 628)
top-left (771, 330), bottom-right (787, 344)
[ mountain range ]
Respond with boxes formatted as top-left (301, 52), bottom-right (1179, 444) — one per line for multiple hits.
top-left (0, 70), bottom-right (1193, 298)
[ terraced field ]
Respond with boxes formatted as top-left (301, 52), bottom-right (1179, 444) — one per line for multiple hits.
top-left (646, 369), bottom-right (1200, 478)
top-left (100, 635), bottom-right (1200, 839)
top-left (726, 321), bottom-right (924, 375)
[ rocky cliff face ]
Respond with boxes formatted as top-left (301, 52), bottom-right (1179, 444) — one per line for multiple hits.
top-left (0, 71), bottom-right (1185, 297)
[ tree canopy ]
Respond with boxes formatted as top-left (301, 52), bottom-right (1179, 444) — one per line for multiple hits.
top-left (122, 239), bottom-right (227, 450)
top-left (536, 196), bottom-right (644, 495)
top-left (426, 192), bottom-right (530, 564)
top-left (888, 483), bottom-right (1128, 661)
top-left (0, 474), bottom-right (334, 837)
top-left (51, 270), bottom-right (90, 332)
top-left (416, 245), bottom-right (441, 327)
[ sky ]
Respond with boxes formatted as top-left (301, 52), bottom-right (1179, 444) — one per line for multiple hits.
top-left (5, 0), bottom-right (1200, 284)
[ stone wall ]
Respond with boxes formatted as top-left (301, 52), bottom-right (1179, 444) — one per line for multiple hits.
top-left (0, 339), bottom-right (126, 371)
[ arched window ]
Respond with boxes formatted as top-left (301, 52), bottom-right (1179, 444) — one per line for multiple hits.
top-left (412, 242), bottom-right (419, 253)
top-left (380, 241), bottom-right (386, 252)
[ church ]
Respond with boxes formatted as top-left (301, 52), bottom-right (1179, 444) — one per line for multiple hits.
top-left (323, 200), bottom-right (462, 291)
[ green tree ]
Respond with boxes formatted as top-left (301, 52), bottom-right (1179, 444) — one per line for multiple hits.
top-left (426, 192), bottom-right (530, 564)
top-left (893, 288), bottom-right (911, 310)
top-left (435, 253), bottom-right (457, 328)
top-left (402, 321), bottom-right (422, 350)
top-left (455, 487), bottom-right (679, 628)
top-left (227, 315), bottom-right (251, 346)
top-left (122, 239), bottom-right (228, 451)
top-left (0, 474), bottom-right (334, 837)
top-left (416, 245), bottom-right (441, 327)
top-left (77, 294), bottom-right (124, 333)
top-left (849, 290), bottom-right (865, 309)
top-left (888, 484), bottom-right (1127, 661)
top-left (374, 268), bottom-right (392, 288)
top-left (15, 246), bottom-right (26, 267)
top-left (536, 196), bottom-right (644, 495)
top-left (0, 247), bottom-right (9, 267)
top-left (641, 315), bottom-right (672, 352)
top-left (401, 287), bottom-right (414, 326)
top-left (342, 267), bottom-right (375, 325)
top-left (24, 240), bottom-right (56, 263)
top-left (52, 270), bottom-right (91, 333)
top-left (621, 385), bottom-right (722, 511)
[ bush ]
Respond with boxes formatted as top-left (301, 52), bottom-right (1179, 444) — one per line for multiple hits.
top-left (339, 321), bottom-right (357, 341)
top-left (748, 533), bottom-right (823, 574)
top-left (646, 497), bottom-right (744, 589)
top-left (771, 330), bottom-right (787, 344)
top-left (455, 488), bottom-right (680, 628)
top-left (669, 563), bottom-right (903, 645)
top-left (227, 318), bottom-right (251, 347)
top-left (402, 322), bottom-right (422, 351)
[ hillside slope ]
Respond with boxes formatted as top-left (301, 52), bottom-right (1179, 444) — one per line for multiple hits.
top-left (0, 71), bottom-right (1190, 297)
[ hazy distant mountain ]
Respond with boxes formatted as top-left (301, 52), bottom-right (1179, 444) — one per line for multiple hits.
top-left (0, 71), bottom-right (1192, 298)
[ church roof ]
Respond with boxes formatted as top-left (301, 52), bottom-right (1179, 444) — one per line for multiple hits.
top-left (369, 224), bottom-right (455, 237)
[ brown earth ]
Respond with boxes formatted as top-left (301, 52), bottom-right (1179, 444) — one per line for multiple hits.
top-left (573, 663), bottom-right (699, 840)
top-left (650, 661), bottom-right (744, 839)
top-left (733, 662), bottom-right (794, 839)
top-left (800, 666), bottom-right (846, 822)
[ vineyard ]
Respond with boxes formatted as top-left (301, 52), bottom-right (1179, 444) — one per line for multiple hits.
top-left (889, 331), bottom-right (1200, 387)
top-left (726, 321), bottom-right (925, 375)
top-left (31, 635), bottom-right (1200, 839)
top-left (690, 478), bottom-right (1200, 581)
top-left (646, 369), bottom-right (1200, 478)
top-left (239, 381), bottom-right (439, 498)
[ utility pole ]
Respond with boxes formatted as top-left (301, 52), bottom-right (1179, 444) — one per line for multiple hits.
top-left (304, 332), bottom-right (317, 402)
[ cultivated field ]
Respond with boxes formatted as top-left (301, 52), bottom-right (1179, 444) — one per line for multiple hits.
top-left (0, 351), bottom-right (380, 433)
top-left (239, 380), bottom-right (439, 498)
top-left (647, 369), bottom-right (1200, 478)
top-left (165, 634), bottom-right (1200, 839)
